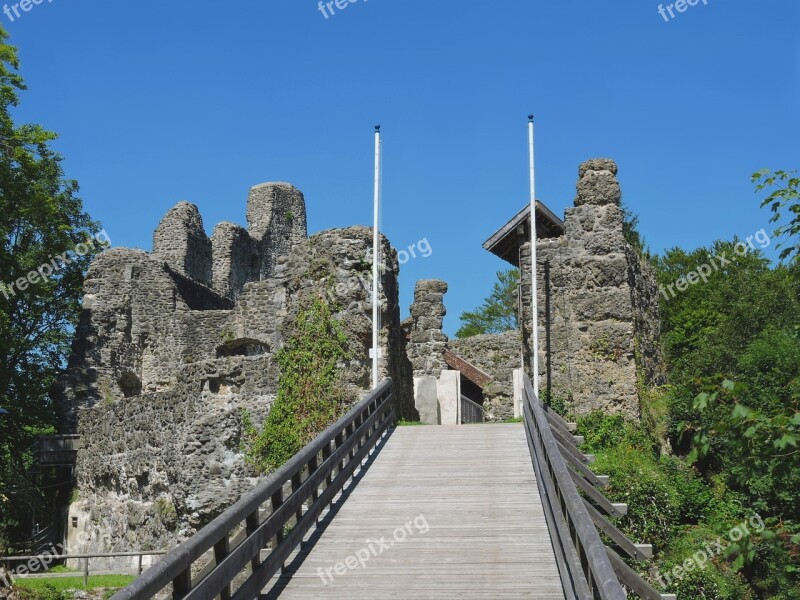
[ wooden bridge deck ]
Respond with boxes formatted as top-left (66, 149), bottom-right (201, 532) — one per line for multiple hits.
top-left (264, 423), bottom-right (564, 599)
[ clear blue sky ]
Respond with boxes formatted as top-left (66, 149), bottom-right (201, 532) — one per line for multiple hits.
top-left (4, 0), bottom-right (798, 335)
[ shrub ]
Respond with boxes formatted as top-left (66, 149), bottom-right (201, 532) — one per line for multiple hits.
top-left (242, 297), bottom-right (354, 473)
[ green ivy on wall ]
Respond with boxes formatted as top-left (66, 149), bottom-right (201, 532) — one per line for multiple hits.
top-left (241, 296), bottom-right (354, 474)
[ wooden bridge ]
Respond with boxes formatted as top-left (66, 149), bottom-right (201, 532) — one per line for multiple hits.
top-left (111, 378), bottom-right (676, 600)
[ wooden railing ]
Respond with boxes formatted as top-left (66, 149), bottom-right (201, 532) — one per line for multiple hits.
top-left (460, 395), bottom-right (484, 424)
top-left (2, 551), bottom-right (167, 587)
top-left (520, 374), bottom-right (675, 600)
top-left (111, 379), bottom-right (395, 600)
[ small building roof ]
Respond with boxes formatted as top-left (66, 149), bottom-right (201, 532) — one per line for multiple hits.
top-left (482, 201), bottom-right (565, 267)
top-left (443, 350), bottom-right (493, 388)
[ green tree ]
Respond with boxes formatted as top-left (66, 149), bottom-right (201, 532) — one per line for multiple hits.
top-left (456, 269), bottom-right (519, 338)
top-left (753, 169), bottom-right (799, 264)
top-left (652, 175), bottom-right (800, 596)
top-left (622, 201), bottom-right (648, 257)
top-left (0, 27), bottom-right (102, 548)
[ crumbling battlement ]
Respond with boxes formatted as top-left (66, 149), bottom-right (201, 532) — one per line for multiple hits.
top-left (58, 183), bottom-right (413, 564)
top-left (520, 158), bottom-right (663, 418)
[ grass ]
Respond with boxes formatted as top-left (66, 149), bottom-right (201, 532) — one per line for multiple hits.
top-left (498, 416), bottom-right (523, 423)
top-left (396, 419), bottom-right (427, 426)
top-left (14, 574), bottom-right (135, 591)
top-left (45, 566), bottom-right (74, 574)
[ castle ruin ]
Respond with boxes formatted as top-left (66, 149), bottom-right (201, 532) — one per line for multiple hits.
top-left (55, 158), bottom-right (662, 566)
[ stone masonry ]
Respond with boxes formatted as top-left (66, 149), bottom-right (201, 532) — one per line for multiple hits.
top-left (403, 159), bottom-right (662, 422)
top-left (406, 280), bottom-right (449, 376)
top-left (447, 331), bottom-right (521, 421)
top-left (56, 183), bottom-right (412, 568)
top-left (519, 159), bottom-right (663, 418)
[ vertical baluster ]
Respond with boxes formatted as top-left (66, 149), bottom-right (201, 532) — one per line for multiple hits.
top-left (246, 509), bottom-right (262, 571)
top-left (292, 471), bottom-right (303, 523)
top-left (335, 430), bottom-right (346, 478)
top-left (322, 441), bottom-right (333, 491)
top-left (172, 566), bottom-right (191, 600)
top-left (271, 489), bottom-right (285, 550)
top-left (214, 536), bottom-right (232, 600)
top-left (308, 453), bottom-right (321, 525)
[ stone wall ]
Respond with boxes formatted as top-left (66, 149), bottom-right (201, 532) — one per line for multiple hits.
top-left (59, 184), bottom-right (413, 562)
top-left (406, 280), bottom-right (449, 376)
top-left (625, 246), bottom-right (666, 387)
top-left (247, 183), bottom-right (308, 281)
top-left (69, 355), bottom-right (277, 570)
top-left (152, 202), bottom-right (212, 286)
top-left (519, 159), bottom-right (663, 418)
top-left (447, 331), bottom-right (521, 421)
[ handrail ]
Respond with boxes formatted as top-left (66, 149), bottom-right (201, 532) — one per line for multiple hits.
top-left (521, 373), bottom-right (674, 600)
top-left (522, 374), bottom-right (625, 599)
top-left (460, 394), bottom-right (484, 424)
top-left (111, 379), bottom-right (395, 600)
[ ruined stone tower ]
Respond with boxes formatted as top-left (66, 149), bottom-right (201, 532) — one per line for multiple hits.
top-left (56, 182), bottom-right (412, 567)
top-left (518, 159), bottom-right (663, 417)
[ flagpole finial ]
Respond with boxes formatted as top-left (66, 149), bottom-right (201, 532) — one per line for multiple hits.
top-left (375, 125), bottom-right (381, 132)
top-left (528, 114), bottom-right (534, 123)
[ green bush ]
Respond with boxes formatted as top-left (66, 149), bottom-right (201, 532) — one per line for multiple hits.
top-left (14, 584), bottom-right (69, 600)
top-left (241, 297), bottom-right (354, 473)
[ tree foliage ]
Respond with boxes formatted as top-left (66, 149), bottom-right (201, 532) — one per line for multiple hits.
top-left (0, 26), bottom-right (102, 549)
top-left (621, 201), bottom-right (648, 257)
top-left (753, 169), bottom-right (800, 264)
top-left (456, 269), bottom-right (519, 338)
top-left (649, 174), bottom-right (800, 596)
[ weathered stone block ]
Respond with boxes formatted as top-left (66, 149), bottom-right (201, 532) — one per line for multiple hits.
top-left (437, 370), bottom-right (460, 425)
top-left (575, 159), bottom-right (622, 207)
top-left (246, 182), bottom-right (308, 280)
top-left (152, 201), bottom-right (212, 285)
top-left (414, 376), bottom-right (439, 425)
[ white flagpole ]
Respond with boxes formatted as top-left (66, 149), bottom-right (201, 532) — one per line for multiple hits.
top-left (372, 125), bottom-right (381, 389)
top-left (528, 115), bottom-right (540, 397)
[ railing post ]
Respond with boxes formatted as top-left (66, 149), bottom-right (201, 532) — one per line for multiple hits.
top-left (172, 567), bottom-right (191, 600)
top-left (335, 430), bottom-right (346, 478)
top-left (308, 454), bottom-right (320, 505)
top-left (246, 509), bottom-right (262, 569)
top-left (214, 536), bottom-right (232, 600)
top-left (291, 471), bottom-right (303, 524)
top-left (83, 557), bottom-right (89, 587)
top-left (322, 440), bottom-right (333, 489)
top-left (270, 489), bottom-right (285, 551)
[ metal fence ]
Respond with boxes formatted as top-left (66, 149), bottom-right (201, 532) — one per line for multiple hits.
top-left (460, 395), bottom-right (484, 424)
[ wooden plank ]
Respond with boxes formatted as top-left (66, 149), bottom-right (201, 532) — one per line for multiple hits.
top-left (262, 424), bottom-right (564, 599)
